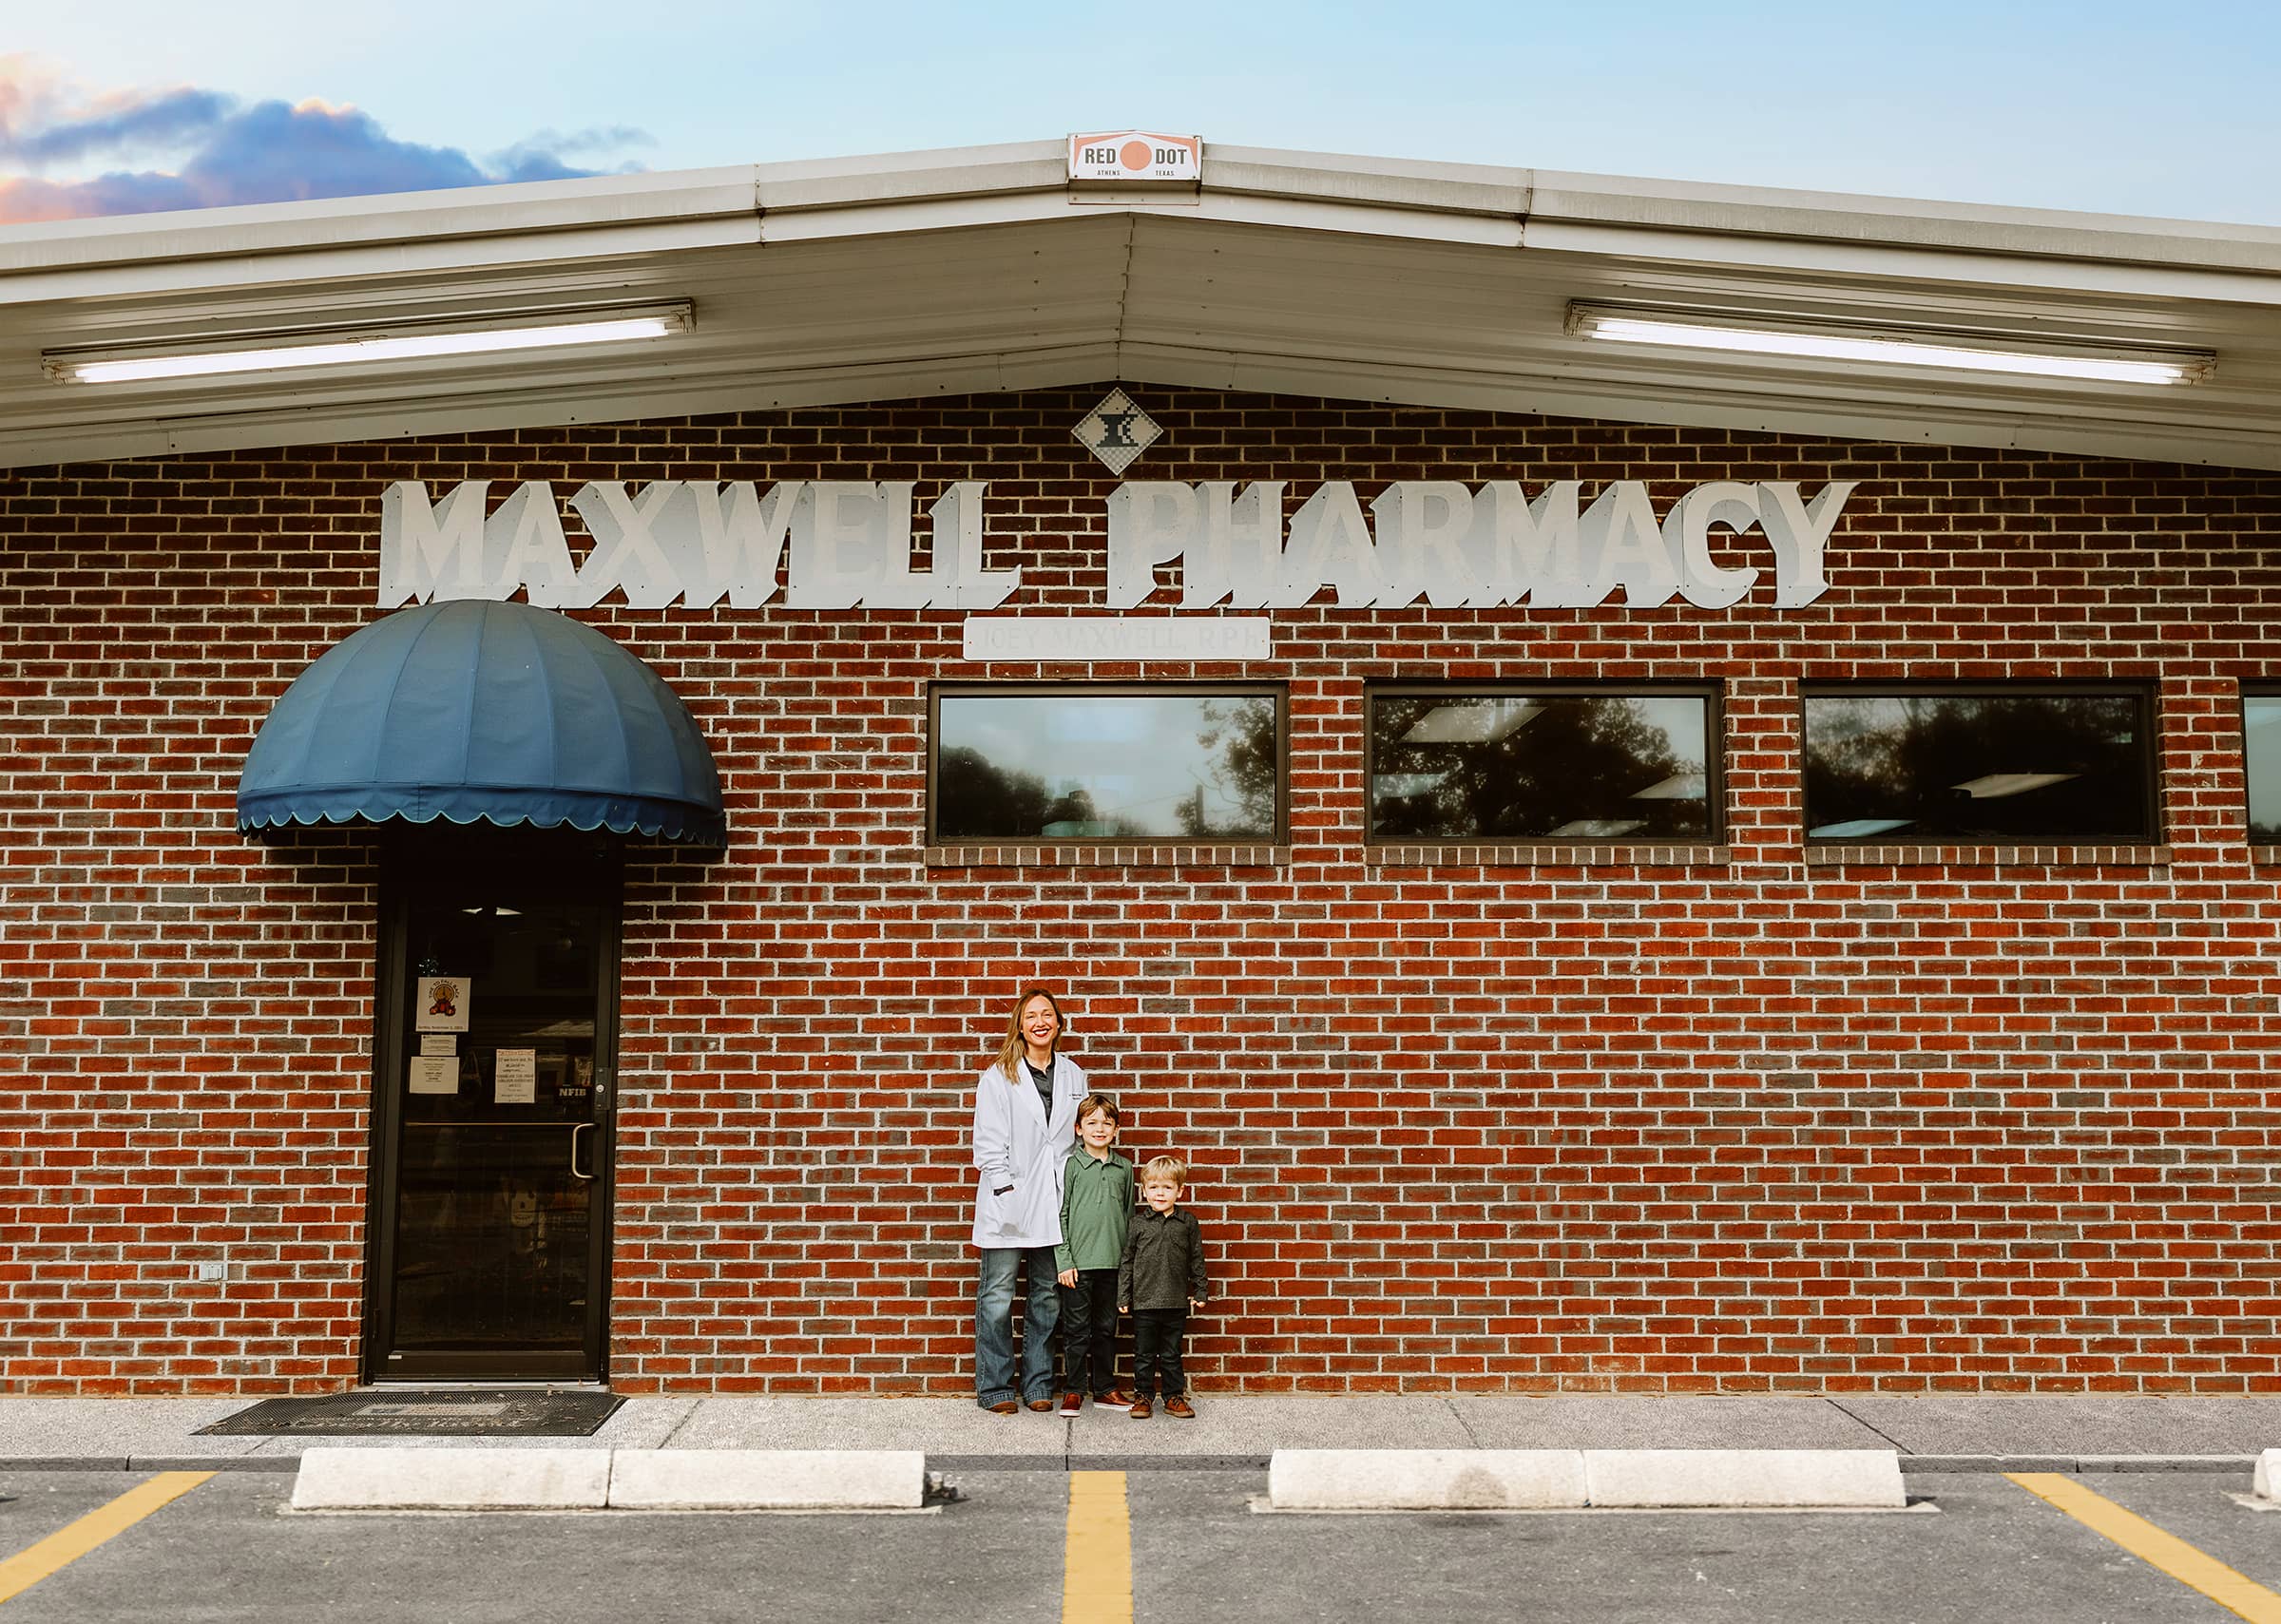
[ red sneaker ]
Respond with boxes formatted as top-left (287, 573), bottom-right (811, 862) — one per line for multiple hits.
top-left (1057, 1391), bottom-right (1083, 1417)
top-left (1092, 1389), bottom-right (1132, 1412)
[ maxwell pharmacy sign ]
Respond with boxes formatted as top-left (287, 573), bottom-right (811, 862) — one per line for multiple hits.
top-left (376, 477), bottom-right (1856, 613)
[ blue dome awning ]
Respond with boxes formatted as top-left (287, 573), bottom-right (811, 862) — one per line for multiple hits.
top-left (238, 600), bottom-right (726, 846)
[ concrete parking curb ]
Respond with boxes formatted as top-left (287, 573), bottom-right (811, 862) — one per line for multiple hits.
top-left (0, 1451), bottom-right (2261, 1477)
top-left (607, 1450), bottom-right (925, 1510)
top-left (1267, 1448), bottom-right (1907, 1510)
top-left (286, 1447), bottom-right (930, 1511)
top-left (1271, 1450), bottom-right (1584, 1510)
top-left (292, 1447), bottom-right (612, 1510)
top-left (1586, 1449), bottom-right (1904, 1509)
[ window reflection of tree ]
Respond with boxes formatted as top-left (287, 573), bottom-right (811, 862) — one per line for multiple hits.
top-left (937, 695), bottom-right (1279, 840)
top-left (936, 744), bottom-right (1057, 838)
top-left (1182, 696), bottom-right (1277, 837)
top-left (1804, 694), bottom-right (2143, 840)
top-left (1371, 697), bottom-right (1706, 840)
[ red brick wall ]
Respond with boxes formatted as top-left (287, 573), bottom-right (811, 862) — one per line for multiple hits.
top-left (5, 387), bottom-right (2280, 1396)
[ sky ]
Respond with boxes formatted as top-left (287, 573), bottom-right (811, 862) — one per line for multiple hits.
top-left (3, 0), bottom-right (2277, 226)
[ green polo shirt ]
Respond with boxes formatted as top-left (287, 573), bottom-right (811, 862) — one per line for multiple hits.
top-left (1055, 1149), bottom-right (1136, 1272)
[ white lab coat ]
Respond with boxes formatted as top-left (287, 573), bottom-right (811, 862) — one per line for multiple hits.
top-left (969, 1053), bottom-right (1086, 1249)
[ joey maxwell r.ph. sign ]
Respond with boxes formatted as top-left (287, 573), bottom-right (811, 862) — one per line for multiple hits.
top-left (375, 477), bottom-right (1858, 612)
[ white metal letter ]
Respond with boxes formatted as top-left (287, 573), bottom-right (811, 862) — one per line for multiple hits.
top-left (489, 481), bottom-right (582, 607)
top-left (377, 480), bottom-right (491, 605)
top-left (655, 481), bottom-right (799, 609)
top-left (863, 483), bottom-right (932, 608)
top-left (568, 482), bottom-right (686, 609)
top-left (1580, 482), bottom-right (1679, 608)
top-left (1371, 481), bottom-right (1479, 609)
top-left (1661, 483), bottom-right (1762, 609)
top-left (787, 483), bottom-right (892, 608)
top-left (928, 482), bottom-right (1020, 609)
top-left (1188, 481), bottom-right (1286, 609)
top-left (1759, 481), bottom-right (1859, 608)
top-left (1276, 482), bottom-right (1382, 607)
top-left (1106, 482), bottom-right (1198, 610)
top-left (1463, 482), bottom-right (1581, 607)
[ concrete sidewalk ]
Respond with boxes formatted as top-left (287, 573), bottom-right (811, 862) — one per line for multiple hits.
top-left (4, 1395), bottom-right (2276, 1474)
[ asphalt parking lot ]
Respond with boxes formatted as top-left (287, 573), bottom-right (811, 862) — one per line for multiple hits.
top-left (5, 1466), bottom-right (2281, 1623)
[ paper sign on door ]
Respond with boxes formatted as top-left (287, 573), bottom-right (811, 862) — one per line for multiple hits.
top-left (494, 1048), bottom-right (537, 1105)
top-left (408, 1058), bottom-right (458, 1095)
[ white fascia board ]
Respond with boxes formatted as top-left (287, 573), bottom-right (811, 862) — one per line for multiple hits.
top-left (757, 189), bottom-right (1081, 244)
top-left (755, 186), bottom-right (1525, 251)
top-left (10, 338), bottom-right (2275, 472)
top-left (0, 346), bottom-right (1124, 468)
top-left (1523, 218), bottom-right (2281, 308)
top-left (1527, 168), bottom-right (2281, 272)
top-left (1113, 340), bottom-right (2281, 471)
top-left (1184, 190), bottom-right (1523, 249)
top-left (1198, 143), bottom-right (1530, 220)
top-left (0, 218), bottom-right (761, 307)
top-left (755, 141), bottom-right (1067, 211)
top-left (0, 167), bottom-right (763, 277)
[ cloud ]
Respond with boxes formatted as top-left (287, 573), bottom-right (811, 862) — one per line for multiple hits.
top-left (0, 58), bottom-right (649, 223)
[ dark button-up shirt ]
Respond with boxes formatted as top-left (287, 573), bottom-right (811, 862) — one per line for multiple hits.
top-left (1119, 1205), bottom-right (1209, 1311)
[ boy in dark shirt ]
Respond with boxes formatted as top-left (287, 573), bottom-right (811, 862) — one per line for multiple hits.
top-left (1117, 1154), bottom-right (1209, 1419)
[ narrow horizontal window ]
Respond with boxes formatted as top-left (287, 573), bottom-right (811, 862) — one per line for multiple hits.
top-left (931, 685), bottom-right (1284, 843)
top-left (2246, 689), bottom-right (2281, 842)
top-left (1367, 687), bottom-right (1719, 844)
top-left (1802, 688), bottom-right (2155, 844)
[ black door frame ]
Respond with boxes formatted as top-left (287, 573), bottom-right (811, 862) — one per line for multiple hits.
top-left (363, 829), bottom-right (623, 1384)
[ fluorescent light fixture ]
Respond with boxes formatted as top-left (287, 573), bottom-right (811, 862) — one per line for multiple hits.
top-left (46, 303), bottom-right (693, 384)
top-left (1951, 772), bottom-right (2076, 800)
top-left (1401, 699), bottom-right (1539, 746)
top-left (1629, 772), bottom-right (1706, 801)
top-left (1372, 773), bottom-right (1449, 798)
top-left (1566, 305), bottom-right (2212, 386)
top-left (1809, 818), bottom-right (1915, 839)
top-left (1548, 819), bottom-right (1646, 838)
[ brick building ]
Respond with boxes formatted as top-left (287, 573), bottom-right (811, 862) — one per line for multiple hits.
top-left (5, 142), bottom-right (2281, 1396)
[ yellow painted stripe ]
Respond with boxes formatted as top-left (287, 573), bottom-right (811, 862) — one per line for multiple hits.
top-left (0, 1471), bottom-right (213, 1606)
top-left (2007, 1472), bottom-right (2281, 1624)
top-left (1064, 1469), bottom-right (1134, 1624)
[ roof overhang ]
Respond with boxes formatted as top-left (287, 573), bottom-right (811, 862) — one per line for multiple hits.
top-left (2, 139), bottom-right (2277, 470)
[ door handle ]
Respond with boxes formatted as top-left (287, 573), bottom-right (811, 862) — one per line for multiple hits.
top-left (568, 1121), bottom-right (595, 1182)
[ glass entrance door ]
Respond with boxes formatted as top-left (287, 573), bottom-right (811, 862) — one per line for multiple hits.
top-left (369, 838), bottom-right (618, 1382)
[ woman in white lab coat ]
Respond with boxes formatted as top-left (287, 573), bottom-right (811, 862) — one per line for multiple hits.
top-left (970, 984), bottom-right (1086, 1411)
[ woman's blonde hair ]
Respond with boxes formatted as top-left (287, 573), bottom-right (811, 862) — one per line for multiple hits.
top-left (994, 984), bottom-right (1064, 1082)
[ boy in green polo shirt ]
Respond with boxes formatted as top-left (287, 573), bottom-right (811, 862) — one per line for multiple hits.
top-left (1055, 1094), bottom-right (1136, 1416)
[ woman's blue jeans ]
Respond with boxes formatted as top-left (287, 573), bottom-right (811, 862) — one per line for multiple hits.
top-left (975, 1246), bottom-right (1060, 1405)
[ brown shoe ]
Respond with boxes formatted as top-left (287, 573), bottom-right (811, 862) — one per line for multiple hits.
top-left (1092, 1389), bottom-right (1132, 1412)
top-left (1026, 1396), bottom-right (1056, 1412)
top-left (1165, 1397), bottom-right (1196, 1419)
top-left (987, 1399), bottom-right (1018, 1415)
top-left (1058, 1391), bottom-right (1083, 1417)
top-left (1127, 1398), bottom-right (1153, 1419)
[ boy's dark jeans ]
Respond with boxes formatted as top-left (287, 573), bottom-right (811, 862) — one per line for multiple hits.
top-left (1060, 1268), bottom-right (1121, 1395)
top-left (1131, 1308), bottom-right (1188, 1399)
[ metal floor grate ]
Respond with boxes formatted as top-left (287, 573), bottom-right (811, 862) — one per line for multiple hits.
top-left (196, 1388), bottom-right (625, 1437)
